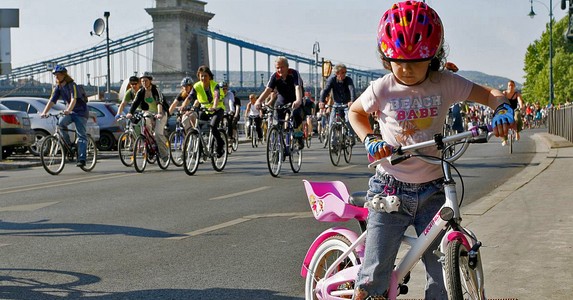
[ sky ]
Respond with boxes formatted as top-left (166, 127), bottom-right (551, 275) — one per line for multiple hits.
top-left (2, 0), bottom-right (569, 84)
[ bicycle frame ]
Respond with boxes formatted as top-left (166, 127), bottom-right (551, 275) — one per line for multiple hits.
top-left (302, 126), bottom-right (490, 300)
top-left (139, 114), bottom-right (159, 158)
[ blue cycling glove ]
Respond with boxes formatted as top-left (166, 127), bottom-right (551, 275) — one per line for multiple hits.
top-left (364, 134), bottom-right (391, 158)
top-left (491, 103), bottom-right (514, 127)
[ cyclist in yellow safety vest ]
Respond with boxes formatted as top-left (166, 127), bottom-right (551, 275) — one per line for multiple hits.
top-left (190, 65), bottom-right (226, 158)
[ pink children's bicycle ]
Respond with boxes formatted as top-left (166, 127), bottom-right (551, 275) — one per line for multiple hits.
top-left (301, 126), bottom-right (492, 300)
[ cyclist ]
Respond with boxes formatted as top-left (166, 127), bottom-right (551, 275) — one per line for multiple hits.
top-left (168, 76), bottom-right (197, 132)
top-left (117, 75), bottom-right (140, 118)
top-left (126, 72), bottom-right (170, 161)
top-left (502, 80), bottom-right (524, 144)
top-left (219, 81), bottom-right (238, 144)
top-left (40, 65), bottom-right (90, 167)
top-left (347, 2), bottom-right (514, 299)
top-left (302, 91), bottom-right (316, 139)
top-left (255, 56), bottom-right (305, 149)
top-left (319, 63), bottom-right (356, 142)
top-left (244, 93), bottom-right (263, 141)
top-left (190, 65), bottom-right (226, 158)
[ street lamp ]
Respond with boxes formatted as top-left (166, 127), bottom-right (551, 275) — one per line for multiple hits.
top-left (313, 41), bottom-right (320, 100)
top-left (91, 12), bottom-right (112, 97)
top-left (529, 0), bottom-right (554, 106)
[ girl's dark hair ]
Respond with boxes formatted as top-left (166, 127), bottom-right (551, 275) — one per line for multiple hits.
top-left (197, 65), bottom-right (214, 80)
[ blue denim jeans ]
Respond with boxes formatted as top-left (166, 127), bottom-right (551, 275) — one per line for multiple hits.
top-left (59, 114), bottom-right (88, 162)
top-left (354, 173), bottom-right (447, 300)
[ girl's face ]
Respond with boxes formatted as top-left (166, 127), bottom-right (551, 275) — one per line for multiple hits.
top-left (390, 61), bottom-right (430, 86)
top-left (199, 72), bottom-right (210, 85)
top-left (141, 78), bottom-right (151, 89)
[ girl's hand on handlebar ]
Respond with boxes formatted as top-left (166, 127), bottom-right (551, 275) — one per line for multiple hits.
top-left (364, 134), bottom-right (393, 160)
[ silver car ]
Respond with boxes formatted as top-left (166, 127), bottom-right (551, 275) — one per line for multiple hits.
top-left (0, 103), bottom-right (34, 159)
top-left (0, 97), bottom-right (100, 155)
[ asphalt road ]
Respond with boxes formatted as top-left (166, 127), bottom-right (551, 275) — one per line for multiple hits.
top-left (0, 129), bottom-right (538, 299)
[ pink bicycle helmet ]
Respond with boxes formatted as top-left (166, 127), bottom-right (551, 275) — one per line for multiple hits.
top-left (377, 1), bottom-right (444, 61)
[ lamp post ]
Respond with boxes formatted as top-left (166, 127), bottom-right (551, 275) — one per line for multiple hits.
top-left (529, 0), bottom-right (554, 106)
top-left (313, 41), bottom-right (320, 100)
top-left (91, 12), bottom-right (111, 95)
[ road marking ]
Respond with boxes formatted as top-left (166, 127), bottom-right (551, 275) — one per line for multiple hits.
top-left (337, 165), bottom-right (356, 171)
top-left (0, 173), bottom-right (135, 195)
top-left (168, 211), bottom-right (312, 240)
top-left (0, 201), bottom-right (59, 212)
top-left (209, 186), bottom-right (270, 200)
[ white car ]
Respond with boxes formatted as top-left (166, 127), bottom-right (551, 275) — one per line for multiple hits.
top-left (0, 97), bottom-right (100, 155)
top-left (0, 104), bottom-right (34, 159)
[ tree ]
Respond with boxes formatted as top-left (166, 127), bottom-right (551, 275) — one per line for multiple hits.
top-left (523, 16), bottom-right (573, 106)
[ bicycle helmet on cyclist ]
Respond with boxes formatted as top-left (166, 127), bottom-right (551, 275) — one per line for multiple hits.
top-left (219, 81), bottom-right (229, 88)
top-left (180, 77), bottom-right (193, 87)
top-left (377, 1), bottom-right (443, 62)
top-left (140, 71), bottom-right (153, 80)
top-left (52, 65), bottom-right (67, 74)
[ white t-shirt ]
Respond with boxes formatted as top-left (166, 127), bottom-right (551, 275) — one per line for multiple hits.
top-left (223, 92), bottom-right (235, 112)
top-left (361, 71), bottom-right (473, 183)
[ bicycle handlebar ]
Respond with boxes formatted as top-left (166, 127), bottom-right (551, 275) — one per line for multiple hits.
top-left (368, 125), bottom-right (492, 168)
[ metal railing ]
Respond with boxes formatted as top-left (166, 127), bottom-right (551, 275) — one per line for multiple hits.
top-left (547, 105), bottom-right (573, 143)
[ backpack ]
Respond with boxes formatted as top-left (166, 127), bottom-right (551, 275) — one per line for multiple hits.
top-left (76, 84), bottom-right (88, 103)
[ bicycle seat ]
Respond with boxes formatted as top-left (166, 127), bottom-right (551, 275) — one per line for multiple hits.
top-left (349, 191), bottom-right (368, 208)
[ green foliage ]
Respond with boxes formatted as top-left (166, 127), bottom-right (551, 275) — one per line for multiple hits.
top-left (523, 16), bottom-right (573, 106)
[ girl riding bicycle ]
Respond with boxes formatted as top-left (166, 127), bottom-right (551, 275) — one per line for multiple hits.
top-left (348, 2), bottom-right (514, 299)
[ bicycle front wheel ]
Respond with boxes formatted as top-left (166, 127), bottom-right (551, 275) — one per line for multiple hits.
top-left (266, 126), bottom-right (282, 177)
top-left (231, 128), bottom-right (239, 151)
top-left (182, 131), bottom-right (200, 176)
top-left (133, 136), bottom-right (148, 173)
top-left (157, 141), bottom-right (171, 170)
top-left (343, 127), bottom-right (353, 164)
top-left (80, 136), bottom-right (98, 172)
top-left (40, 136), bottom-right (65, 175)
top-left (169, 130), bottom-right (184, 167)
top-left (211, 130), bottom-right (228, 172)
top-left (118, 132), bottom-right (135, 167)
top-left (305, 235), bottom-right (359, 300)
top-left (328, 125), bottom-right (342, 166)
top-left (444, 239), bottom-right (485, 300)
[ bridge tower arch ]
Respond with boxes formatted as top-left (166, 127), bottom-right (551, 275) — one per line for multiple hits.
top-left (146, 0), bottom-right (213, 86)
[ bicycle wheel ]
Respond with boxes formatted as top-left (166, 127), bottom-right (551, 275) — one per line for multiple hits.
top-left (211, 130), bottom-right (228, 172)
top-left (231, 127), bottom-right (239, 152)
top-left (39, 136), bottom-right (65, 175)
top-left (182, 131), bottom-right (201, 176)
top-left (343, 128), bottom-right (353, 164)
top-left (508, 130), bottom-right (513, 154)
top-left (133, 136), bottom-right (148, 173)
top-left (80, 136), bottom-right (98, 172)
top-left (305, 235), bottom-right (359, 300)
top-left (322, 124), bottom-right (330, 148)
top-left (444, 239), bottom-right (485, 300)
top-left (157, 140), bottom-right (171, 170)
top-left (289, 131), bottom-right (303, 173)
top-left (266, 126), bottom-right (282, 177)
top-left (118, 132), bottom-right (135, 167)
top-left (169, 130), bottom-right (184, 167)
top-left (328, 125), bottom-right (342, 166)
top-left (251, 125), bottom-right (257, 148)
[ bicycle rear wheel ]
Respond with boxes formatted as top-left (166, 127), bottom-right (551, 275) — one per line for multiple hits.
top-left (40, 136), bottom-right (65, 175)
top-left (328, 125), bottom-right (342, 166)
top-left (444, 239), bottom-right (485, 300)
top-left (211, 130), bottom-right (228, 172)
top-left (133, 136), bottom-right (148, 173)
top-left (305, 235), bottom-right (359, 299)
top-left (266, 126), bottom-right (282, 177)
top-left (157, 141), bottom-right (171, 170)
top-left (118, 132), bottom-right (135, 167)
top-left (182, 131), bottom-right (200, 175)
top-left (80, 136), bottom-right (98, 172)
top-left (343, 130), bottom-right (353, 164)
top-left (251, 125), bottom-right (257, 148)
top-left (289, 131), bottom-right (302, 173)
top-left (169, 130), bottom-right (184, 167)
top-left (231, 128), bottom-right (239, 152)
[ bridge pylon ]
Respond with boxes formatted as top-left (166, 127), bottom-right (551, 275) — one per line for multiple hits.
top-left (146, 0), bottom-right (213, 93)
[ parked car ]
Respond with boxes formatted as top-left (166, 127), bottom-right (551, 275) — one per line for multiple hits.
top-left (0, 103), bottom-right (34, 159)
top-left (0, 97), bottom-right (100, 155)
top-left (87, 101), bottom-right (126, 151)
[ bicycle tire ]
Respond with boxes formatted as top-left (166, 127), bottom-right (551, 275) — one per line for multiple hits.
top-left (304, 235), bottom-right (359, 300)
top-left (444, 239), bottom-right (485, 300)
top-left (231, 128), bottom-right (239, 151)
top-left (343, 127), bottom-right (353, 164)
top-left (80, 136), bottom-right (98, 172)
top-left (40, 135), bottom-right (65, 175)
top-left (322, 125), bottom-right (330, 148)
top-left (251, 125), bottom-right (257, 148)
top-left (328, 125), bottom-right (342, 166)
top-left (211, 130), bottom-right (228, 172)
top-left (266, 126), bottom-right (282, 177)
top-left (169, 130), bottom-right (185, 167)
top-left (133, 136), bottom-right (148, 173)
top-left (117, 132), bottom-right (135, 167)
top-left (157, 140), bottom-right (171, 170)
top-left (289, 131), bottom-right (303, 173)
top-left (182, 130), bottom-right (201, 176)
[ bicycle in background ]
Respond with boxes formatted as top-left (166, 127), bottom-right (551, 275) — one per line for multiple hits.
top-left (221, 112), bottom-right (239, 154)
top-left (247, 115), bottom-right (262, 148)
top-left (168, 110), bottom-right (186, 167)
top-left (182, 108), bottom-right (228, 176)
top-left (301, 125), bottom-right (491, 299)
top-left (266, 104), bottom-right (303, 177)
top-left (133, 112), bottom-right (171, 173)
top-left (327, 103), bottom-right (354, 166)
top-left (39, 113), bottom-right (97, 175)
top-left (116, 114), bottom-right (140, 167)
